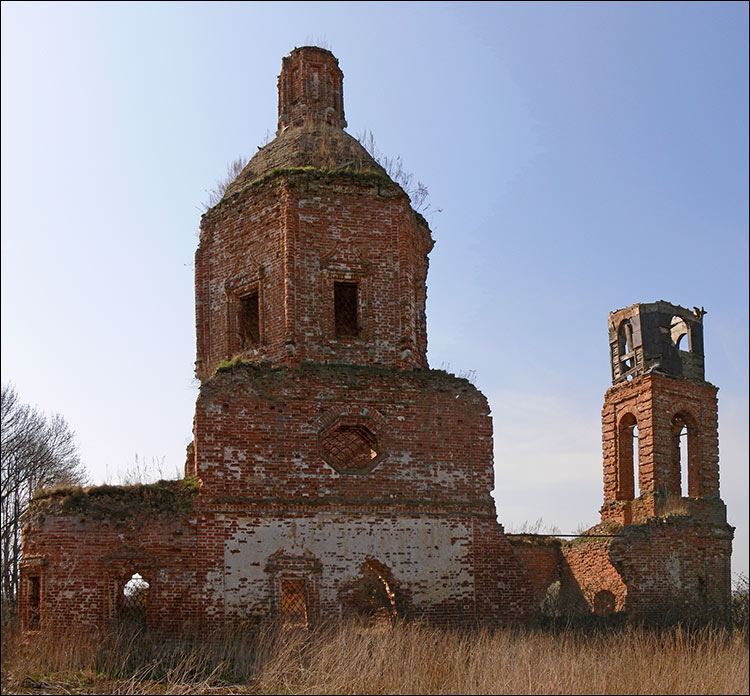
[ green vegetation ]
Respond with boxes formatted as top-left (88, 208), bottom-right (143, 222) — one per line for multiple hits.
top-left (28, 477), bottom-right (198, 524)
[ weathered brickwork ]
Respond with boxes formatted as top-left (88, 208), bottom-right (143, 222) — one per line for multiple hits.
top-left (600, 373), bottom-right (721, 524)
top-left (609, 517), bottom-right (732, 619)
top-left (20, 482), bottom-right (199, 634)
top-left (560, 538), bottom-right (627, 614)
top-left (21, 52), bottom-right (732, 634)
top-left (507, 539), bottom-right (561, 606)
top-left (513, 301), bottom-right (732, 620)
top-left (195, 172), bottom-right (431, 379)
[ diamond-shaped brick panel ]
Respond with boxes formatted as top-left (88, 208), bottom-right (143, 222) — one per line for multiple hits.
top-left (320, 424), bottom-right (379, 473)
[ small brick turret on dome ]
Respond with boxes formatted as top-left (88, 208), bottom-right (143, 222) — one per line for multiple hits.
top-left (220, 47), bottom-right (387, 201)
top-left (277, 46), bottom-right (347, 133)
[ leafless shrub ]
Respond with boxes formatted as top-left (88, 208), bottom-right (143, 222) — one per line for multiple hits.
top-left (200, 156), bottom-right (248, 211)
top-left (358, 129), bottom-right (441, 217)
top-left (507, 517), bottom-right (561, 535)
top-left (104, 454), bottom-right (179, 486)
top-left (660, 492), bottom-right (691, 517)
top-left (731, 573), bottom-right (749, 631)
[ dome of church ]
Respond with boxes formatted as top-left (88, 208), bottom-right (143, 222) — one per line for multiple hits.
top-left (222, 125), bottom-right (387, 199)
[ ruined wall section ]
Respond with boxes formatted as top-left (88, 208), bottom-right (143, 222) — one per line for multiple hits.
top-left (191, 509), bottom-right (531, 627)
top-left (196, 171), bottom-right (432, 380)
top-left (560, 537), bottom-right (627, 615)
top-left (191, 363), bottom-right (533, 625)
top-left (194, 363), bottom-right (493, 504)
top-left (19, 482), bottom-right (198, 634)
top-left (609, 517), bottom-right (733, 620)
top-left (194, 511), bottom-right (481, 626)
top-left (507, 538), bottom-right (562, 608)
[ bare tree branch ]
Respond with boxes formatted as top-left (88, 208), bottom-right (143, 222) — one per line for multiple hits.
top-left (200, 156), bottom-right (249, 211)
top-left (357, 129), bottom-right (441, 218)
top-left (1, 384), bottom-right (86, 605)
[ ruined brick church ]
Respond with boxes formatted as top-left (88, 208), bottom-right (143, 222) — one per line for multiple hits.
top-left (20, 48), bottom-right (733, 633)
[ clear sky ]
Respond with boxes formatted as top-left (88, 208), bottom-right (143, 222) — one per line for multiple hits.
top-left (2, 2), bottom-right (748, 578)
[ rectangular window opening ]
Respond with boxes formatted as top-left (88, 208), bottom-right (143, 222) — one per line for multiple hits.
top-left (280, 578), bottom-right (308, 627)
top-left (28, 576), bottom-right (41, 631)
top-left (334, 282), bottom-right (359, 338)
top-left (238, 291), bottom-right (260, 348)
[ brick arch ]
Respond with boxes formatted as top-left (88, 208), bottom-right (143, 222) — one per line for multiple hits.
top-left (617, 320), bottom-right (636, 378)
top-left (338, 558), bottom-right (408, 623)
top-left (670, 408), bottom-right (701, 497)
top-left (593, 589), bottom-right (616, 616)
top-left (616, 411), bottom-right (639, 500)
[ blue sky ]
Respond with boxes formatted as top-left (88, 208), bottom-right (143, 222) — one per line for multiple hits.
top-left (2, 2), bottom-right (747, 577)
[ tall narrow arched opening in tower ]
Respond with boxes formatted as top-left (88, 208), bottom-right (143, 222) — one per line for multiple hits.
top-left (617, 412), bottom-right (638, 500)
top-left (671, 411), bottom-right (700, 497)
top-left (617, 320), bottom-right (635, 379)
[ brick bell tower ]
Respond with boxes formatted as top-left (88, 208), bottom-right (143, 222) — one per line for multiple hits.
top-left (599, 301), bottom-right (733, 617)
top-left (189, 47), bottom-right (532, 627)
top-left (600, 301), bottom-right (725, 524)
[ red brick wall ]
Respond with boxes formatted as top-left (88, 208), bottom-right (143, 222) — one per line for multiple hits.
top-left (194, 364), bottom-right (493, 503)
top-left (20, 507), bottom-right (198, 634)
top-left (196, 172), bottom-right (432, 380)
top-left (21, 502), bottom-right (533, 631)
top-left (191, 363), bottom-right (533, 625)
top-left (20, 364), bottom-right (534, 632)
top-left (508, 540), bottom-right (561, 606)
top-left (609, 517), bottom-right (733, 620)
top-left (561, 540), bottom-right (627, 613)
top-left (601, 373), bottom-right (720, 525)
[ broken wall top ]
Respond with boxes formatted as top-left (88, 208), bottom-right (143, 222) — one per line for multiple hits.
top-left (608, 300), bottom-right (706, 384)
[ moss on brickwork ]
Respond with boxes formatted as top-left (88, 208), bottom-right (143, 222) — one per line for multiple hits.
top-left (210, 359), bottom-right (478, 392)
top-left (219, 123), bottom-right (389, 198)
top-left (253, 165), bottom-right (391, 189)
top-left (28, 477), bottom-right (199, 526)
top-left (562, 521), bottom-right (623, 549)
top-left (507, 535), bottom-right (563, 548)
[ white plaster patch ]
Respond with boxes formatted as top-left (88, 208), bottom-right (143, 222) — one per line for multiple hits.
top-left (222, 514), bottom-right (473, 615)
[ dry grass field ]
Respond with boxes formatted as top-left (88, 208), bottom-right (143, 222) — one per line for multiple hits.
top-left (2, 616), bottom-right (748, 695)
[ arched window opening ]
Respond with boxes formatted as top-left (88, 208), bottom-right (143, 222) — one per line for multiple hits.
top-left (340, 560), bottom-right (400, 626)
top-left (617, 321), bottom-right (635, 373)
top-left (617, 413), bottom-right (637, 500)
top-left (593, 590), bottom-right (616, 616)
top-left (118, 573), bottom-right (150, 626)
top-left (670, 316), bottom-right (690, 352)
top-left (671, 413), bottom-right (700, 497)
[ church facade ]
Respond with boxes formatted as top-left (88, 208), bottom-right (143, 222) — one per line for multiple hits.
top-left (20, 48), bottom-right (732, 633)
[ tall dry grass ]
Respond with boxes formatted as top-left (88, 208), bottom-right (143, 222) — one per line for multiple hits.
top-left (2, 616), bottom-right (747, 695)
